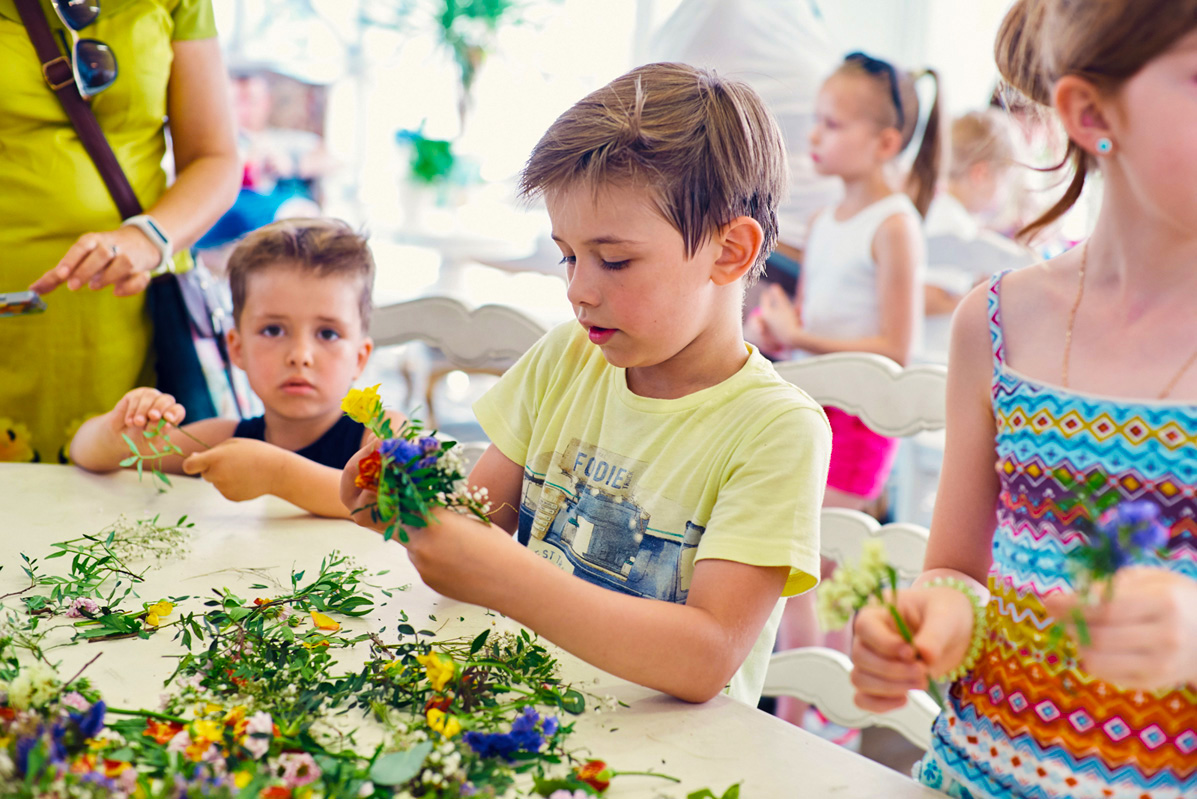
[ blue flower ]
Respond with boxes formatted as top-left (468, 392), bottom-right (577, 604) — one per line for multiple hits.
top-left (464, 707), bottom-right (552, 761)
top-left (379, 438), bottom-right (422, 465)
top-left (419, 436), bottom-right (440, 455)
top-left (1093, 500), bottom-right (1169, 569)
top-left (69, 699), bottom-right (106, 740)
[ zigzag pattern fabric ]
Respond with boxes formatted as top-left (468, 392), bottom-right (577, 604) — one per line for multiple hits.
top-left (926, 273), bottom-right (1197, 799)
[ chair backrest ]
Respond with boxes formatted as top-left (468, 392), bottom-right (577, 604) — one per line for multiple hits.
top-left (763, 351), bottom-right (948, 747)
top-left (370, 296), bottom-right (547, 369)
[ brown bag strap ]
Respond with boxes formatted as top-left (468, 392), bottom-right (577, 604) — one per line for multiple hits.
top-left (14, 0), bottom-right (143, 220)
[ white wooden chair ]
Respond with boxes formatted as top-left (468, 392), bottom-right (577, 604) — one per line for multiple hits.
top-left (370, 296), bottom-right (547, 429)
top-left (763, 352), bottom-right (948, 749)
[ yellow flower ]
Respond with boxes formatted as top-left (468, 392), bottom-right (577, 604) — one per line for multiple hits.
top-left (145, 613), bottom-right (161, 627)
top-left (150, 601), bottom-right (174, 618)
top-left (191, 719), bottom-right (223, 745)
top-left (310, 611), bottom-right (340, 632)
top-left (340, 384), bottom-right (383, 425)
top-left (425, 707), bottom-right (461, 738)
top-left (416, 652), bottom-right (456, 693)
top-left (234, 770), bottom-right (254, 790)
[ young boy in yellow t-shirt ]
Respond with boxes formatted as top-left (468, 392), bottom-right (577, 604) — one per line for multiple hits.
top-left (342, 64), bottom-right (831, 704)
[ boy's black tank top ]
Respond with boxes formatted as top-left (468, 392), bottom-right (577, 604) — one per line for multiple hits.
top-left (232, 415), bottom-right (365, 469)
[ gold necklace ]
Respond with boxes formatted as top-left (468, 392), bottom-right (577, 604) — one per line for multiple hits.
top-left (1062, 241), bottom-right (1197, 399)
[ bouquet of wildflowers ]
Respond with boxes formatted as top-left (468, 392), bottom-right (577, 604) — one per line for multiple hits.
top-left (341, 385), bottom-right (491, 543)
top-left (817, 540), bottom-right (946, 708)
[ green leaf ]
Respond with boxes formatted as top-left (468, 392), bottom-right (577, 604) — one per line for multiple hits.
top-left (369, 742), bottom-right (433, 786)
top-left (118, 456), bottom-right (137, 467)
top-left (469, 629), bottom-right (490, 655)
top-left (559, 688), bottom-right (586, 714)
top-left (120, 433), bottom-right (137, 450)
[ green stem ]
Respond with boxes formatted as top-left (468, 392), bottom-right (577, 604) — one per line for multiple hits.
top-left (883, 602), bottom-right (945, 709)
top-left (611, 770), bottom-right (681, 783)
top-left (168, 422), bottom-right (212, 451)
top-left (106, 707), bottom-right (187, 724)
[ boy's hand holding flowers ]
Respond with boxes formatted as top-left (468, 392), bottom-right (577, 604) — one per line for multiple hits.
top-left (339, 385), bottom-right (491, 542)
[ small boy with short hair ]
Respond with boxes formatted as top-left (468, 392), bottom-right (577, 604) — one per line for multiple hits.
top-left (72, 218), bottom-right (392, 517)
top-left (343, 63), bottom-right (831, 704)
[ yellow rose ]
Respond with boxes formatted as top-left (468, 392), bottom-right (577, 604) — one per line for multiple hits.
top-left (340, 384), bottom-right (383, 425)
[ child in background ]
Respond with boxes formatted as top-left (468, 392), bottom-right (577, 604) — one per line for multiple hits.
top-left (921, 110), bottom-right (1033, 363)
top-left (746, 51), bottom-right (941, 727)
top-left (343, 63), bottom-right (832, 706)
top-left (851, 2), bottom-right (1197, 797)
top-left (71, 219), bottom-right (391, 517)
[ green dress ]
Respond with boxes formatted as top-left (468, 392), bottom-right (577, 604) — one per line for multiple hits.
top-left (0, 0), bottom-right (215, 463)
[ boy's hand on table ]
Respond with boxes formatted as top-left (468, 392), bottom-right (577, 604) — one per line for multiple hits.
top-left (183, 438), bottom-right (279, 501)
top-left (1043, 567), bottom-right (1197, 691)
top-left (112, 388), bottom-right (186, 434)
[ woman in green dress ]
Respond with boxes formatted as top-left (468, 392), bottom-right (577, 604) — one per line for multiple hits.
top-left (0, 0), bottom-right (240, 463)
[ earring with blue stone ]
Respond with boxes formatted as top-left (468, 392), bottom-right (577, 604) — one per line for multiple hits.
top-left (1095, 137), bottom-right (1113, 154)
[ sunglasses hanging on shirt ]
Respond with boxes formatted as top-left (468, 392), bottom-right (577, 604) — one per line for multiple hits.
top-left (50, 0), bottom-right (117, 98)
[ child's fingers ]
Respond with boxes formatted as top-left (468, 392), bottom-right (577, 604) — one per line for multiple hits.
top-left (852, 640), bottom-right (925, 685)
top-left (853, 606), bottom-right (917, 662)
top-left (1083, 620), bottom-right (1169, 655)
top-left (853, 690), bottom-right (909, 714)
top-left (1074, 650), bottom-right (1156, 689)
top-left (181, 451), bottom-right (209, 476)
top-left (149, 394), bottom-right (185, 425)
top-left (850, 665), bottom-right (924, 699)
top-left (129, 391), bottom-right (169, 428)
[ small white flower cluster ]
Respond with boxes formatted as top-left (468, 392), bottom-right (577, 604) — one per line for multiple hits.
top-left (417, 737), bottom-right (465, 790)
top-left (2, 660), bottom-right (60, 710)
top-left (816, 538), bottom-right (890, 631)
top-left (100, 513), bottom-right (193, 562)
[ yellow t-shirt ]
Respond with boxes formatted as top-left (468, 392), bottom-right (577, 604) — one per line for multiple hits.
top-left (0, 0), bottom-right (215, 463)
top-left (474, 322), bottom-right (832, 703)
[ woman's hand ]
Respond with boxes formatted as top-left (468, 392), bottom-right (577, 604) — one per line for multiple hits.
top-left (30, 226), bottom-right (163, 297)
top-left (851, 585), bottom-right (975, 712)
top-left (1042, 567), bottom-right (1197, 691)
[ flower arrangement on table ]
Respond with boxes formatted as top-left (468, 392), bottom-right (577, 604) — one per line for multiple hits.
top-left (1, 516), bottom-right (740, 798)
top-left (341, 385), bottom-right (491, 543)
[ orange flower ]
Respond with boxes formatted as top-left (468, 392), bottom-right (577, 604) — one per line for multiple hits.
top-left (145, 718), bottom-right (184, 744)
top-left (310, 611), bottom-right (340, 632)
top-left (424, 694), bottom-right (452, 713)
top-left (103, 759), bottom-right (131, 778)
top-left (576, 760), bottom-right (612, 792)
top-left (260, 787), bottom-right (292, 799)
top-left (355, 450), bottom-right (382, 491)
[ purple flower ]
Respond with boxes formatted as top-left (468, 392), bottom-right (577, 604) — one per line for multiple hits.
top-left (379, 438), bottom-right (422, 465)
top-left (68, 699), bottom-right (106, 740)
top-left (419, 436), bottom-right (440, 455)
top-left (464, 707), bottom-right (552, 761)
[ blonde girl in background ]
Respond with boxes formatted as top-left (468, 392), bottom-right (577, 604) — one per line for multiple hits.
top-left (851, 1), bottom-right (1197, 797)
top-left (922, 110), bottom-right (1033, 363)
top-left (747, 51), bottom-right (943, 728)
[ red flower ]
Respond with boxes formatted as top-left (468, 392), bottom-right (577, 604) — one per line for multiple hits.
top-left (144, 718), bottom-right (184, 744)
top-left (576, 760), bottom-right (612, 792)
top-left (260, 787), bottom-right (292, 799)
top-left (424, 694), bottom-right (452, 713)
top-left (355, 451), bottom-right (382, 490)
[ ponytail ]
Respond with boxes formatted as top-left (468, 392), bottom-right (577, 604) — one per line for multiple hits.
top-left (904, 69), bottom-right (944, 218)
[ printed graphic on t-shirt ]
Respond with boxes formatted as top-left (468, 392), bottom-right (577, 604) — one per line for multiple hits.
top-left (517, 438), bottom-right (702, 603)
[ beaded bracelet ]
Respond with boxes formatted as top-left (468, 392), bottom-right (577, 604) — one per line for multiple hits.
top-left (924, 576), bottom-right (988, 683)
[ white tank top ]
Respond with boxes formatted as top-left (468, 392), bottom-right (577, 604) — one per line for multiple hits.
top-left (800, 193), bottom-right (921, 342)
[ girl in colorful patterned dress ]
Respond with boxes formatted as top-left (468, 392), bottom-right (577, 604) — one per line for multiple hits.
top-left (849, 2), bottom-right (1197, 797)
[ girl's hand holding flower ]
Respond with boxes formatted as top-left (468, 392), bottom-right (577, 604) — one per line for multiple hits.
top-left (1042, 567), bottom-right (1197, 691)
top-left (850, 585), bottom-right (975, 712)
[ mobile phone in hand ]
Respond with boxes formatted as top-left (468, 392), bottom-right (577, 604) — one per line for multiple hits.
top-left (0, 291), bottom-right (47, 317)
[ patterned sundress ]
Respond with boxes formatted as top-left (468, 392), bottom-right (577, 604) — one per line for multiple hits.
top-left (916, 272), bottom-right (1197, 799)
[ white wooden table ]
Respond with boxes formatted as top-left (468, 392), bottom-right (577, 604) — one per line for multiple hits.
top-left (0, 463), bottom-right (940, 798)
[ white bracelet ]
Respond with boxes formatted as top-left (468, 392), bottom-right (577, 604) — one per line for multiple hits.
top-left (121, 214), bottom-right (174, 276)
